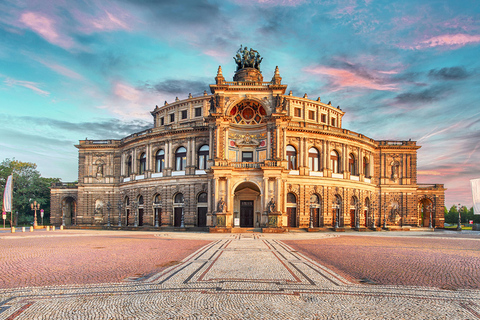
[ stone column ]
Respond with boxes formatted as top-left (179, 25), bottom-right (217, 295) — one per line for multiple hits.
top-left (282, 128), bottom-right (287, 160)
top-left (209, 127), bottom-right (213, 159)
top-left (267, 130), bottom-right (271, 159)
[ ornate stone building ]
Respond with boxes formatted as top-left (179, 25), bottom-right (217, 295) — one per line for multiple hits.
top-left (50, 48), bottom-right (445, 230)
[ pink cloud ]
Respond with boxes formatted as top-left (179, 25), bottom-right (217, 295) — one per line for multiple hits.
top-left (19, 12), bottom-right (74, 49)
top-left (413, 33), bottom-right (480, 49)
top-left (75, 10), bottom-right (131, 33)
top-left (4, 78), bottom-right (50, 96)
top-left (114, 83), bottom-right (140, 101)
top-left (304, 66), bottom-right (398, 91)
top-left (36, 59), bottom-right (84, 80)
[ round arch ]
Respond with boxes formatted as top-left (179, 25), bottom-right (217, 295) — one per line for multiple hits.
top-left (62, 196), bottom-right (77, 226)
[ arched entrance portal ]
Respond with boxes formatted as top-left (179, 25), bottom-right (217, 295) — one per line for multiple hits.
top-left (418, 198), bottom-right (433, 227)
top-left (233, 182), bottom-right (261, 228)
top-left (62, 197), bottom-right (76, 226)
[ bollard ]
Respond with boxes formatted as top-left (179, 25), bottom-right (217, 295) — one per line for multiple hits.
top-left (11, 227), bottom-right (15, 233)
top-left (52, 226), bottom-right (56, 231)
top-left (60, 225), bottom-right (63, 230)
top-left (22, 227), bottom-right (25, 232)
top-left (46, 226), bottom-right (50, 231)
top-left (30, 226), bottom-right (33, 232)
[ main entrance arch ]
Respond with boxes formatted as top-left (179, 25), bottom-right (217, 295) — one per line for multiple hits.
top-left (233, 182), bottom-right (261, 228)
top-left (62, 197), bottom-right (76, 226)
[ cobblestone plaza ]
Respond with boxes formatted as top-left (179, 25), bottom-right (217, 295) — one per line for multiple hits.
top-left (0, 229), bottom-right (479, 319)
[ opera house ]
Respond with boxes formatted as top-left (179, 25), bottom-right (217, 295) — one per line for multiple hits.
top-left (50, 47), bottom-right (445, 230)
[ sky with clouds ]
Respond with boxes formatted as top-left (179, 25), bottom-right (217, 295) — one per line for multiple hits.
top-left (0, 0), bottom-right (479, 208)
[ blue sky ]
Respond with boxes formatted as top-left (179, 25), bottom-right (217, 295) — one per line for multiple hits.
top-left (1, 0), bottom-right (479, 207)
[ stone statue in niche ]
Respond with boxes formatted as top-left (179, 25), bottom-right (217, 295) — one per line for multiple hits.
top-left (217, 197), bottom-right (226, 213)
top-left (266, 198), bottom-right (276, 214)
top-left (282, 97), bottom-right (288, 111)
top-left (391, 161), bottom-right (400, 181)
top-left (209, 96), bottom-right (216, 113)
top-left (96, 164), bottom-right (103, 177)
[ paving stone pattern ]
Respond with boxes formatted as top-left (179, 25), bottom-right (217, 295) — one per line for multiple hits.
top-left (0, 232), bottom-right (479, 319)
top-left (285, 235), bottom-right (480, 289)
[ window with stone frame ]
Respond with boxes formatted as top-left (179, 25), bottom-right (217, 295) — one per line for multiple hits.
top-left (175, 147), bottom-right (187, 171)
top-left (308, 110), bottom-right (315, 120)
top-left (294, 108), bottom-right (301, 117)
top-left (349, 153), bottom-right (357, 175)
top-left (195, 107), bottom-right (202, 117)
top-left (286, 145), bottom-right (297, 170)
top-left (170, 113), bottom-right (175, 123)
top-left (181, 110), bottom-right (187, 119)
top-left (321, 114), bottom-right (326, 123)
top-left (198, 145), bottom-right (209, 169)
top-left (330, 150), bottom-right (340, 173)
top-left (331, 117), bottom-right (336, 126)
top-left (363, 156), bottom-right (369, 177)
top-left (160, 117), bottom-right (164, 126)
top-left (308, 147), bottom-right (320, 171)
top-left (155, 150), bottom-right (165, 172)
top-left (139, 153), bottom-right (146, 174)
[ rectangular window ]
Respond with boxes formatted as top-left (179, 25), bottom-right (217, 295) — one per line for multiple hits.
top-left (308, 110), bottom-right (315, 120)
top-left (321, 114), bottom-right (326, 123)
top-left (331, 118), bottom-right (336, 126)
top-left (242, 151), bottom-right (253, 162)
top-left (195, 107), bottom-right (202, 117)
top-left (160, 117), bottom-right (164, 126)
top-left (170, 113), bottom-right (175, 123)
top-left (181, 110), bottom-right (187, 119)
top-left (294, 108), bottom-right (301, 117)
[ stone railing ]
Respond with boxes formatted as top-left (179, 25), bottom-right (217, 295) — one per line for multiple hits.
top-left (51, 182), bottom-right (78, 188)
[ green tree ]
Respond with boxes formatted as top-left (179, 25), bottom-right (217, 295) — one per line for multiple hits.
top-left (0, 158), bottom-right (60, 226)
top-left (445, 205), bottom-right (458, 224)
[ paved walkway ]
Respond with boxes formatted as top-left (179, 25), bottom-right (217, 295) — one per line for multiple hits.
top-left (0, 232), bottom-right (479, 319)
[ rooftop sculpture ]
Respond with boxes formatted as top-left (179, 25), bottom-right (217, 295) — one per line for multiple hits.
top-left (233, 45), bottom-right (263, 71)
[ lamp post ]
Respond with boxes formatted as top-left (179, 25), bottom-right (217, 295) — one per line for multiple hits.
top-left (106, 201), bottom-right (111, 227)
top-left (309, 205), bottom-right (314, 229)
top-left (132, 201), bottom-right (138, 227)
top-left (117, 200), bottom-right (123, 227)
top-left (457, 203), bottom-right (462, 231)
top-left (426, 203), bottom-right (433, 229)
top-left (370, 200), bottom-right (377, 229)
top-left (333, 198), bottom-right (341, 229)
top-left (30, 201), bottom-right (40, 227)
top-left (181, 199), bottom-right (186, 228)
top-left (381, 202), bottom-right (388, 229)
top-left (354, 200), bottom-right (362, 230)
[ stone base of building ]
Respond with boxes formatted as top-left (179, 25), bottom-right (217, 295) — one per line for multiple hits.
top-left (209, 227), bottom-right (232, 233)
top-left (262, 227), bottom-right (287, 233)
top-left (388, 226), bottom-right (411, 231)
top-left (354, 227), bottom-right (368, 232)
top-left (334, 227), bottom-right (346, 232)
top-left (307, 227), bottom-right (329, 232)
top-left (369, 227), bottom-right (383, 231)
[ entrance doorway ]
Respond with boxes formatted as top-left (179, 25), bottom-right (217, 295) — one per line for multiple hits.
top-left (198, 207), bottom-right (207, 227)
top-left (240, 200), bottom-right (254, 227)
top-left (138, 209), bottom-right (144, 226)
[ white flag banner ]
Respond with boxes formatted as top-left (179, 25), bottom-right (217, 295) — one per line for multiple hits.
top-left (2, 175), bottom-right (13, 213)
top-left (471, 178), bottom-right (480, 215)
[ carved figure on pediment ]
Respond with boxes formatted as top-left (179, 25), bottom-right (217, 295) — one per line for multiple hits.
top-left (96, 164), bottom-right (103, 177)
top-left (209, 96), bottom-right (216, 113)
top-left (275, 94), bottom-right (282, 110)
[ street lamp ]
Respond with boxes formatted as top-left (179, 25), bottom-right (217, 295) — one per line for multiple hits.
top-left (117, 200), bottom-right (123, 227)
top-left (370, 200), bottom-right (377, 229)
top-left (106, 201), bottom-right (111, 227)
top-left (332, 197), bottom-right (341, 229)
top-left (354, 200), bottom-right (362, 230)
top-left (309, 205), bottom-right (314, 229)
top-left (30, 201), bottom-right (40, 227)
top-left (426, 203), bottom-right (434, 229)
top-left (457, 203), bottom-right (462, 231)
top-left (132, 201), bottom-right (138, 227)
top-left (381, 202), bottom-right (388, 229)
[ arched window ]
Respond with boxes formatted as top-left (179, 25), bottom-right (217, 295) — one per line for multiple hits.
top-left (197, 192), bottom-right (207, 203)
top-left (198, 145), bottom-right (209, 170)
top-left (286, 145), bottom-right (297, 170)
top-left (363, 156), bottom-right (369, 177)
top-left (310, 194), bottom-right (320, 205)
top-left (330, 150), bottom-right (339, 173)
top-left (126, 156), bottom-right (132, 176)
top-left (175, 147), bottom-right (187, 171)
top-left (138, 195), bottom-right (144, 205)
top-left (139, 153), bottom-right (146, 174)
top-left (124, 196), bottom-right (129, 206)
top-left (287, 193), bottom-right (297, 203)
top-left (349, 153), bottom-right (356, 175)
top-left (154, 194), bottom-right (161, 204)
top-left (308, 147), bottom-right (320, 171)
top-left (155, 150), bottom-right (165, 173)
top-left (174, 193), bottom-right (184, 203)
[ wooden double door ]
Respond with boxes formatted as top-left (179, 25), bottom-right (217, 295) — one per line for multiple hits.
top-left (240, 201), bottom-right (254, 227)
